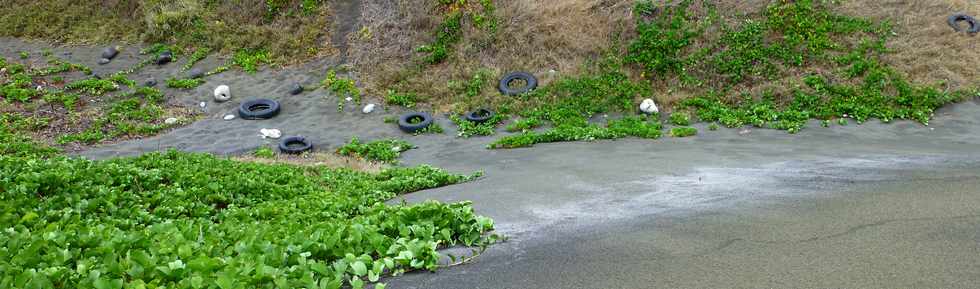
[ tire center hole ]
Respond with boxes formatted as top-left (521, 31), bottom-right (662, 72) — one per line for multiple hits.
top-left (285, 141), bottom-right (306, 149)
top-left (249, 104), bottom-right (271, 111)
top-left (507, 78), bottom-right (527, 90)
top-left (474, 110), bottom-right (490, 118)
top-left (408, 116), bottom-right (425, 124)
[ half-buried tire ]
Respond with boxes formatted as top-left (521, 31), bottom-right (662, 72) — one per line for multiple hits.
top-left (498, 72), bottom-right (538, 96)
top-left (948, 14), bottom-right (979, 33)
top-left (239, 99), bottom-right (280, 120)
top-left (279, 136), bottom-right (313, 154)
top-left (398, 112), bottom-right (433, 133)
top-left (465, 108), bottom-right (495, 124)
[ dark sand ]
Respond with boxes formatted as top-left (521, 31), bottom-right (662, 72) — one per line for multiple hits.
top-left (5, 38), bottom-right (980, 288)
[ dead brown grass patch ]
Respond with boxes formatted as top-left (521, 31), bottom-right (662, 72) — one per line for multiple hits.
top-left (235, 152), bottom-right (384, 173)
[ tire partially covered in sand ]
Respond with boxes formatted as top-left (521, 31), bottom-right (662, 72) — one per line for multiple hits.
top-left (398, 112), bottom-right (434, 133)
top-left (238, 99), bottom-right (280, 120)
top-left (948, 14), bottom-right (979, 33)
top-left (465, 108), bottom-right (495, 124)
top-left (279, 136), bottom-right (313, 154)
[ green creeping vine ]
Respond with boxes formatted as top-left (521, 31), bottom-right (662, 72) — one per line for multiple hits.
top-left (233, 49), bottom-right (269, 73)
top-left (490, 115), bottom-right (662, 149)
top-left (166, 77), bottom-right (205, 89)
top-left (451, 113), bottom-right (506, 138)
top-left (323, 69), bottom-right (362, 111)
top-left (58, 87), bottom-right (173, 145)
top-left (0, 150), bottom-right (495, 289)
top-left (337, 137), bottom-right (415, 163)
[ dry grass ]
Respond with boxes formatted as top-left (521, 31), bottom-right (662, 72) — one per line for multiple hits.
top-left (350, 0), bottom-right (638, 111)
top-left (838, 0), bottom-right (980, 90)
top-left (235, 152), bottom-right (384, 173)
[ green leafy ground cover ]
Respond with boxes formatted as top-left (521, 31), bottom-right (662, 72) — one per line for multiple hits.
top-left (0, 149), bottom-right (495, 289)
top-left (1, 55), bottom-right (187, 147)
top-left (337, 137), bottom-right (415, 163)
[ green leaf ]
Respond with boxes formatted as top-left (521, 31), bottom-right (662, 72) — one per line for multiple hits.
top-left (351, 261), bottom-right (367, 276)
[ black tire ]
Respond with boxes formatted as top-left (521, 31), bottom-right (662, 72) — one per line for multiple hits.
top-left (279, 136), bottom-right (313, 154)
top-left (398, 112), bottom-right (433, 133)
top-left (948, 14), bottom-right (979, 33)
top-left (238, 99), bottom-right (281, 120)
top-left (156, 51), bottom-right (173, 65)
top-left (465, 108), bottom-right (495, 124)
top-left (498, 72), bottom-right (538, 96)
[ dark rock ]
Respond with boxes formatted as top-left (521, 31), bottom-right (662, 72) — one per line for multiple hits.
top-left (144, 79), bottom-right (157, 87)
top-left (289, 83), bottom-right (304, 95)
top-left (101, 47), bottom-right (119, 60)
top-left (97, 58), bottom-right (111, 65)
top-left (91, 73), bottom-right (101, 79)
top-left (188, 68), bottom-right (204, 79)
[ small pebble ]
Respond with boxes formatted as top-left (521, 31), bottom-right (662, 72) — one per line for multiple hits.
top-left (97, 58), bottom-right (111, 65)
top-left (362, 103), bottom-right (376, 114)
top-left (345, 97), bottom-right (353, 102)
top-left (199, 102), bottom-right (207, 108)
top-left (289, 83), bottom-right (304, 95)
top-left (223, 114), bottom-right (236, 121)
top-left (164, 117), bottom-right (178, 125)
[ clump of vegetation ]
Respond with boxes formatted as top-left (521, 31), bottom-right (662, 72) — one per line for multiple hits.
top-left (182, 47), bottom-right (211, 71)
top-left (233, 49), bottom-right (269, 73)
top-left (337, 137), bottom-right (415, 163)
top-left (669, 112), bottom-right (691, 126)
top-left (670, 126), bottom-right (698, 137)
top-left (490, 116), bottom-right (662, 149)
top-left (0, 149), bottom-right (495, 289)
top-left (166, 77), bottom-right (205, 89)
top-left (65, 78), bottom-right (119, 95)
top-left (254, 146), bottom-right (276, 158)
top-left (417, 0), bottom-right (497, 64)
top-left (59, 87), bottom-right (177, 145)
top-left (323, 69), bottom-right (362, 111)
top-left (451, 113), bottom-right (506, 138)
top-left (385, 90), bottom-right (421, 108)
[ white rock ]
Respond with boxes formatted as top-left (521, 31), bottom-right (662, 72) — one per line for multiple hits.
top-left (362, 103), bottom-right (376, 114)
top-left (35, 85), bottom-right (43, 91)
top-left (345, 96), bottom-right (353, 102)
top-left (164, 117), bottom-right (178, 125)
top-left (214, 85), bottom-right (231, 102)
top-left (199, 102), bottom-right (207, 108)
top-left (259, 128), bottom-right (282, 139)
top-left (640, 98), bottom-right (659, 114)
top-left (223, 114), bottom-right (235, 120)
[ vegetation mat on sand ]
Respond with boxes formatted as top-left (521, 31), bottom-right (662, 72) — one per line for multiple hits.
top-left (0, 150), bottom-right (496, 289)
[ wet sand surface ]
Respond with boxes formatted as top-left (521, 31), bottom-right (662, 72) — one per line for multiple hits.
top-left (5, 39), bottom-right (980, 288)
